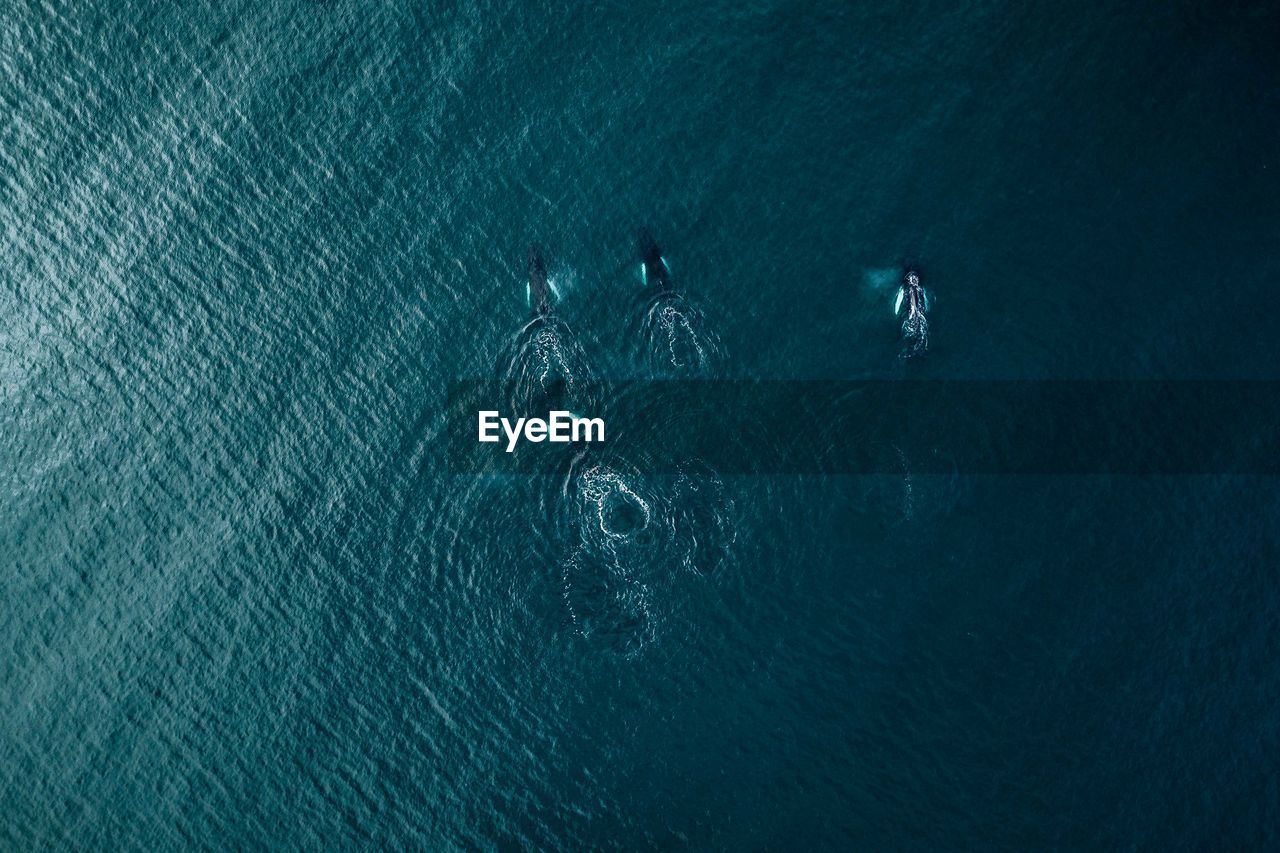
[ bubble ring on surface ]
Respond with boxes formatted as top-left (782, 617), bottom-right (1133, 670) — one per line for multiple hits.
top-left (577, 465), bottom-right (652, 540)
top-left (560, 546), bottom-right (656, 658)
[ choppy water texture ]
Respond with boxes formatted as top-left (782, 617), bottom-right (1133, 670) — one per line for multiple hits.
top-left (4, 0), bottom-right (1280, 848)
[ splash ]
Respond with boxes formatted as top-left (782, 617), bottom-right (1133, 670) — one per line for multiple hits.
top-left (669, 460), bottom-right (737, 576)
top-left (499, 315), bottom-right (595, 417)
top-left (559, 464), bottom-right (665, 657)
top-left (561, 546), bottom-right (655, 658)
top-left (900, 311), bottom-right (929, 358)
top-left (895, 445), bottom-right (914, 521)
top-left (557, 459), bottom-right (739, 656)
top-left (636, 293), bottom-right (722, 376)
top-left (578, 466), bottom-right (653, 540)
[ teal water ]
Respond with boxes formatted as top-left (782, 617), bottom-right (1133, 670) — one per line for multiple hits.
top-left (3, 0), bottom-right (1279, 848)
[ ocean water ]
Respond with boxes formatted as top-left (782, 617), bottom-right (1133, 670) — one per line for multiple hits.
top-left (3, 0), bottom-right (1280, 848)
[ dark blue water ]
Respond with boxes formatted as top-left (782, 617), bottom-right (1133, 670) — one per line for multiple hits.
top-left (3, 0), bottom-right (1279, 848)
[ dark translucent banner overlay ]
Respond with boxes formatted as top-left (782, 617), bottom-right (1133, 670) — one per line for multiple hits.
top-left (445, 381), bottom-right (1280, 475)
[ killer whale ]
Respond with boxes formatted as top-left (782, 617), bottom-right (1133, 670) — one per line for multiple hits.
top-left (895, 267), bottom-right (930, 356)
top-left (895, 269), bottom-right (927, 319)
top-left (527, 245), bottom-right (551, 316)
top-left (637, 228), bottom-right (671, 291)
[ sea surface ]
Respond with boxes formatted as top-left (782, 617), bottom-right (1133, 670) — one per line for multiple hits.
top-left (3, 0), bottom-right (1280, 848)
